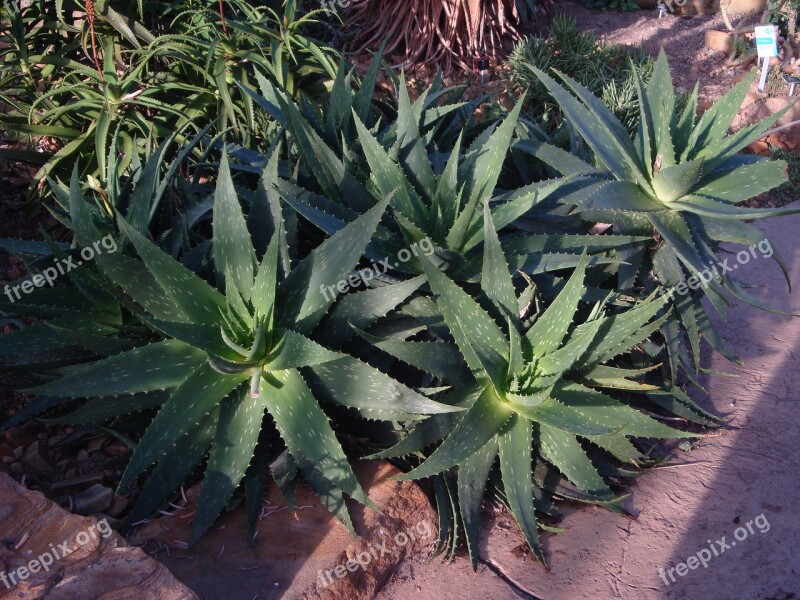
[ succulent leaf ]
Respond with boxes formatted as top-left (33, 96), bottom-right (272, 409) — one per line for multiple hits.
top-left (26, 340), bottom-right (206, 398)
top-left (267, 329), bottom-right (346, 370)
top-left (317, 275), bottom-right (426, 347)
top-left (420, 254), bottom-right (509, 387)
top-left (276, 194), bottom-right (391, 333)
top-left (191, 388), bottom-right (266, 546)
top-left (526, 253), bottom-right (588, 358)
top-left (305, 356), bottom-right (463, 415)
top-left (538, 423), bottom-right (613, 500)
top-left (213, 152), bottom-right (257, 300)
top-left (457, 439), bottom-right (499, 569)
top-left (355, 327), bottom-right (471, 385)
top-left (399, 386), bottom-right (512, 480)
top-left (118, 217), bottom-right (225, 323)
top-left (481, 204), bottom-right (518, 324)
top-left (129, 407), bottom-right (219, 524)
top-left (497, 415), bottom-right (545, 563)
top-left (119, 365), bottom-right (249, 490)
top-left (261, 369), bottom-right (372, 509)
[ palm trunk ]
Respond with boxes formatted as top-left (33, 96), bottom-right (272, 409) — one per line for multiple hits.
top-left (344, 0), bottom-right (552, 72)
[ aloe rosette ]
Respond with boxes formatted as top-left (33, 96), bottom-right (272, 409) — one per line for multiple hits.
top-left (256, 66), bottom-right (647, 289)
top-left (361, 205), bottom-right (713, 565)
top-left (1, 152), bottom-right (460, 543)
top-left (515, 51), bottom-right (799, 379)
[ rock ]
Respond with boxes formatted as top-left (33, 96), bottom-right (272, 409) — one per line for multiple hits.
top-left (72, 483), bottom-right (114, 515)
top-left (77, 449), bottom-right (89, 463)
top-left (108, 495), bottom-right (129, 518)
top-left (95, 514), bottom-right (126, 531)
top-left (0, 473), bottom-right (196, 598)
top-left (49, 474), bottom-right (104, 496)
top-left (0, 443), bottom-right (14, 461)
top-left (10, 462), bottom-right (24, 475)
top-left (4, 427), bottom-right (35, 449)
top-left (743, 96), bottom-right (800, 140)
top-left (705, 30), bottom-right (733, 53)
top-left (746, 140), bottom-right (770, 155)
top-left (765, 133), bottom-right (790, 150)
top-left (740, 87), bottom-right (767, 110)
top-left (22, 441), bottom-right (54, 477)
top-left (47, 434), bottom-right (66, 447)
top-left (103, 441), bottom-right (129, 457)
top-left (87, 437), bottom-right (105, 453)
top-left (725, 0), bottom-right (767, 9)
top-left (764, 97), bottom-right (800, 134)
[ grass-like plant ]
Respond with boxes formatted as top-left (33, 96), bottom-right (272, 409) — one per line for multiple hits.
top-left (0, 0), bottom-right (338, 196)
top-left (507, 15), bottom-right (653, 132)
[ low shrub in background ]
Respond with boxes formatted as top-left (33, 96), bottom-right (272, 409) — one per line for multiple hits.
top-left (769, 146), bottom-right (800, 205)
top-left (0, 0), bottom-right (338, 197)
top-left (507, 15), bottom-right (653, 132)
top-left (582, 0), bottom-right (641, 10)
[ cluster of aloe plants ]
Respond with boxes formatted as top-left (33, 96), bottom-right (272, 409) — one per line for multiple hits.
top-left (0, 48), bottom-right (794, 568)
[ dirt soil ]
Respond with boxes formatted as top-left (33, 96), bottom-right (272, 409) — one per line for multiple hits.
top-left (565, 1), bottom-right (735, 102)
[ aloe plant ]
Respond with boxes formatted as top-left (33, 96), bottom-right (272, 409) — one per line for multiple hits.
top-left (250, 63), bottom-right (648, 288)
top-left (363, 206), bottom-right (714, 566)
top-left (0, 151), bottom-right (461, 543)
top-left (518, 51), bottom-right (799, 381)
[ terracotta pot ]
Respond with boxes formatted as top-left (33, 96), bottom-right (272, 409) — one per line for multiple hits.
top-left (722, 0), bottom-right (768, 12)
top-left (680, 0), bottom-right (721, 15)
top-left (705, 29), bottom-right (735, 52)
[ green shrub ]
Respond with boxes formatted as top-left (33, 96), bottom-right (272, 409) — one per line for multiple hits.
top-left (0, 0), bottom-right (338, 196)
top-left (507, 15), bottom-right (653, 132)
top-left (769, 146), bottom-right (800, 205)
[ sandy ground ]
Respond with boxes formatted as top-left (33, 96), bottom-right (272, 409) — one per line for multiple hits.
top-left (564, 0), bottom-right (743, 103)
top-left (377, 205), bottom-right (800, 600)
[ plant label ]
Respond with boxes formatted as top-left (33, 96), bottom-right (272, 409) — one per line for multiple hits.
top-left (755, 25), bottom-right (778, 58)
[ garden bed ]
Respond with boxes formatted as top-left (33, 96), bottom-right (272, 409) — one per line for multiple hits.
top-left (1, 2), bottom-right (799, 599)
